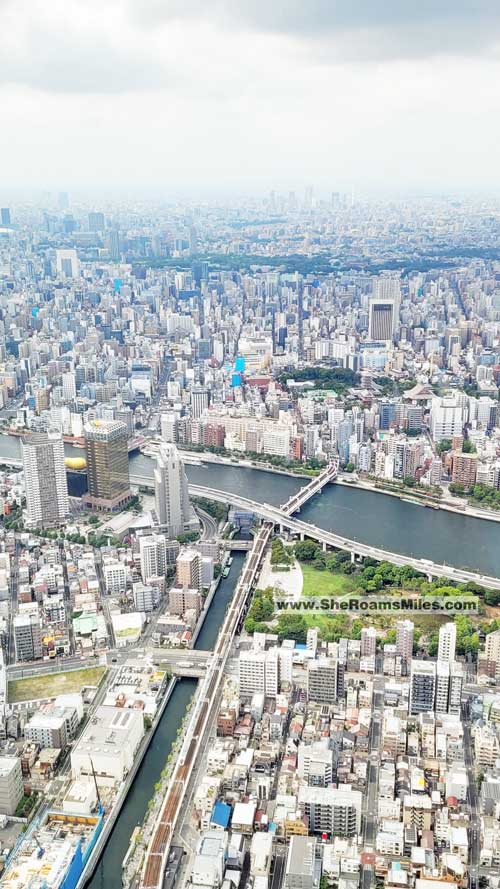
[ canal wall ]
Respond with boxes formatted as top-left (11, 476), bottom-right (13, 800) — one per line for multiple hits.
top-left (79, 676), bottom-right (179, 889)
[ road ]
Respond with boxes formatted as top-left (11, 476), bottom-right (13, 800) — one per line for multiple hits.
top-left (463, 705), bottom-right (481, 883)
top-left (360, 688), bottom-right (384, 889)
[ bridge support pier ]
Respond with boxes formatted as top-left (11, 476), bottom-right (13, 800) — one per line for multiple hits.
top-left (427, 573), bottom-right (433, 583)
top-left (351, 551), bottom-right (356, 564)
top-left (322, 542), bottom-right (327, 553)
top-left (300, 532), bottom-right (305, 541)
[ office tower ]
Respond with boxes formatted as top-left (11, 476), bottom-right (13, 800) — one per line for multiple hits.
top-left (360, 627), bottom-right (377, 657)
top-left (409, 661), bottom-right (436, 715)
top-left (438, 622), bottom-right (457, 663)
top-left (22, 430), bottom-right (69, 527)
top-left (58, 191), bottom-right (69, 210)
top-left (368, 297), bottom-right (396, 342)
top-left (154, 442), bottom-right (191, 537)
top-left (168, 587), bottom-right (202, 618)
top-left (191, 387), bottom-right (209, 420)
top-left (139, 533), bottom-right (168, 582)
top-left (430, 396), bottom-right (465, 441)
top-left (176, 549), bottom-right (202, 591)
top-left (307, 657), bottom-right (339, 704)
top-left (238, 648), bottom-right (279, 697)
top-left (83, 419), bottom-right (131, 511)
top-left (396, 620), bottom-right (414, 668)
top-left (0, 208), bottom-right (11, 227)
top-left (14, 611), bottom-right (43, 661)
top-left (55, 248), bottom-right (79, 278)
top-left (284, 837), bottom-right (321, 889)
top-left (62, 371), bottom-right (77, 401)
top-left (88, 211), bottom-right (105, 231)
top-left (298, 786), bottom-right (362, 837)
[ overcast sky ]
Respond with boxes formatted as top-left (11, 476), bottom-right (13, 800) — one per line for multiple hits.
top-left (1, 0), bottom-right (500, 194)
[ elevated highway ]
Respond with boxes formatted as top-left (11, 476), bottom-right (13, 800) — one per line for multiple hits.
top-left (188, 484), bottom-right (500, 591)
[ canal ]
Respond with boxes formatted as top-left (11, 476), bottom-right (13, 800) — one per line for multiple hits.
top-left (86, 552), bottom-right (246, 889)
top-left (1, 435), bottom-right (500, 575)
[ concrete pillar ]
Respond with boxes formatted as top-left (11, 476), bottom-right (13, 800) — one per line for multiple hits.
top-left (300, 532), bottom-right (305, 541)
top-left (427, 573), bottom-right (433, 583)
top-left (322, 542), bottom-right (327, 552)
top-left (279, 524), bottom-right (284, 535)
top-left (351, 551), bottom-right (356, 564)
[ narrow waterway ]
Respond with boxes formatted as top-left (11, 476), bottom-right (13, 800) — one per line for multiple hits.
top-left (86, 553), bottom-right (245, 889)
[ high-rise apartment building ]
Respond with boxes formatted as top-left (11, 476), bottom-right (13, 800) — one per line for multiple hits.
top-left (238, 648), bottom-right (279, 698)
top-left (298, 786), bottom-right (362, 838)
top-left (396, 620), bottom-right (414, 667)
top-left (0, 757), bottom-right (23, 815)
top-left (307, 658), bottom-right (339, 704)
top-left (83, 420), bottom-right (131, 511)
top-left (438, 622), bottom-right (457, 663)
top-left (14, 611), bottom-right (43, 662)
top-left (0, 208), bottom-right (11, 227)
top-left (451, 451), bottom-right (478, 489)
top-left (139, 534), bottom-right (168, 582)
top-left (360, 627), bottom-right (377, 657)
top-left (22, 430), bottom-right (69, 527)
top-left (176, 549), bottom-right (202, 592)
top-left (409, 661), bottom-right (436, 715)
top-left (154, 442), bottom-right (191, 536)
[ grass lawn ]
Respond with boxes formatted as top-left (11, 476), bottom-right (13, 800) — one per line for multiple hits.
top-left (301, 563), bottom-right (357, 598)
top-left (8, 666), bottom-right (107, 703)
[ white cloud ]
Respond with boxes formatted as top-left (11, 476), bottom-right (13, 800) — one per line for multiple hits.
top-left (0, 1), bottom-right (499, 190)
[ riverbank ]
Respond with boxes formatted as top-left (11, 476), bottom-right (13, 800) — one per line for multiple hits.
top-left (334, 474), bottom-right (500, 525)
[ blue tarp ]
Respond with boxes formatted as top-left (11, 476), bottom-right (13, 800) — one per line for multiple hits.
top-left (211, 801), bottom-right (232, 829)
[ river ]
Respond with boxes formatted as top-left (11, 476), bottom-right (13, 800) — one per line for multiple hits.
top-left (87, 552), bottom-right (246, 889)
top-left (2, 435), bottom-right (500, 576)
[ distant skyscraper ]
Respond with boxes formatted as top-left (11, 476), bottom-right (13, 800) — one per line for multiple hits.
top-left (0, 208), bottom-right (11, 227)
top-left (88, 212), bottom-right (105, 232)
top-left (22, 430), bottom-right (69, 527)
top-left (58, 191), bottom-right (69, 210)
top-left (154, 442), bottom-right (191, 537)
top-left (368, 298), bottom-right (396, 342)
top-left (55, 248), bottom-right (79, 279)
top-left (83, 420), bottom-right (131, 511)
top-left (62, 371), bottom-right (76, 402)
top-left (438, 622), bottom-right (457, 663)
top-left (191, 387), bottom-right (209, 420)
top-left (109, 229), bottom-right (121, 261)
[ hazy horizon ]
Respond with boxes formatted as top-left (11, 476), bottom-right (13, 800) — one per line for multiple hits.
top-left (2, 1), bottom-right (500, 191)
